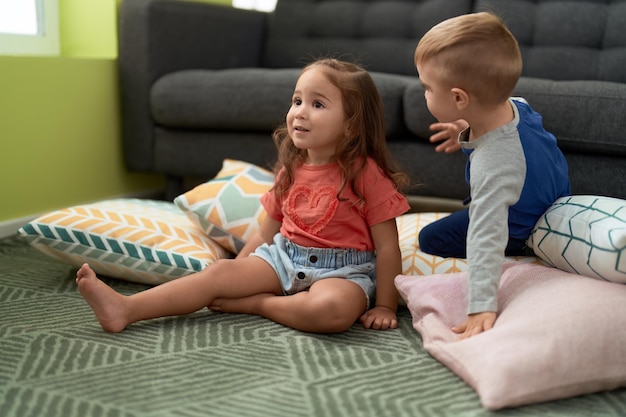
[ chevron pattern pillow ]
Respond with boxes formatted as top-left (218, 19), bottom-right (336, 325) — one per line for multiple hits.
top-left (17, 199), bottom-right (230, 285)
top-left (174, 159), bottom-right (275, 254)
top-left (527, 195), bottom-right (626, 283)
top-left (396, 212), bottom-right (540, 276)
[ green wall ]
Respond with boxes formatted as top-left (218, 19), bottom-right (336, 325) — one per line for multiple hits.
top-left (0, 0), bottom-right (159, 225)
top-left (0, 55), bottom-right (161, 223)
top-left (0, 0), bottom-right (232, 226)
top-left (59, 0), bottom-right (119, 58)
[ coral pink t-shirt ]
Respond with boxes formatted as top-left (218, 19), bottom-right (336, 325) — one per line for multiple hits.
top-left (261, 158), bottom-right (410, 251)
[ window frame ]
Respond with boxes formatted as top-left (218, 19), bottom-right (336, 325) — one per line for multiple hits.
top-left (0, 0), bottom-right (59, 56)
top-left (232, 0), bottom-right (277, 12)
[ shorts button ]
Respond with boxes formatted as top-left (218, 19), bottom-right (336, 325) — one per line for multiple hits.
top-left (297, 272), bottom-right (306, 279)
top-left (309, 255), bottom-right (318, 263)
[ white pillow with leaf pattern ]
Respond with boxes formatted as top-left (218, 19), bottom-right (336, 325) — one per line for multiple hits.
top-left (527, 195), bottom-right (626, 283)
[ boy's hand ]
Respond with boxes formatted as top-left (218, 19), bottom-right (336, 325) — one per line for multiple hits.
top-left (452, 312), bottom-right (496, 339)
top-left (360, 306), bottom-right (398, 330)
top-left (429, 119), bottom-right (469, 153)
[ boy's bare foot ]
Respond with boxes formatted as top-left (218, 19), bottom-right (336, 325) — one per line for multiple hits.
top-left (76, 263), bottom-right (129, 333)
top-left (209, 293), bottom-right (275, 315)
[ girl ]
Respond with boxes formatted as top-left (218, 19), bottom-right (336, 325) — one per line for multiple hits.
top-left (76, 58), bottom-right (410, 334)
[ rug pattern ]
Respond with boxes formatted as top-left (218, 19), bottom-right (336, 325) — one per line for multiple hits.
top-left (1, 235), bottom-right (625, 417)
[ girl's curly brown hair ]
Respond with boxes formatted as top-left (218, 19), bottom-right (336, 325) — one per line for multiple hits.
top-left (271, 58), bottom-right (409, 206)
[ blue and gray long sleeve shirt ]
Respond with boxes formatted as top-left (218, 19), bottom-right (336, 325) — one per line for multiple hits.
top-left (460, 98), bottom-right (571, 314)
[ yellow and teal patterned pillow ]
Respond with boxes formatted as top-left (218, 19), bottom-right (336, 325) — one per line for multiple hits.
top-left (174, 159), bottom-right (275, 254)
top-left (527, 195), bottom-right (626, 283)
top-left (17, 199), bottom-right (230, 285)
top-left (396, 212), bottom-right (540, 276)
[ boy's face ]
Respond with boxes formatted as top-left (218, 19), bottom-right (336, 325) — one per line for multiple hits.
top-left (416, 61), bottom-right (460, 123)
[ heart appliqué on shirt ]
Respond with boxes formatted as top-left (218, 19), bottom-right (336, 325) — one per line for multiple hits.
top-left (286, 184), bottom-right (338, 235)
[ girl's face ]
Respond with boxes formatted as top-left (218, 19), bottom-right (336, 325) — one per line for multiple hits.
top-left (287, 67), bottom-right (349, 164)
top-left (416, 61), bottom-right (459, 123)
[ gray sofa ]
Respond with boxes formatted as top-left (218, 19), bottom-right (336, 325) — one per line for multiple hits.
top-left (119, 0), bottom-right (626, 207)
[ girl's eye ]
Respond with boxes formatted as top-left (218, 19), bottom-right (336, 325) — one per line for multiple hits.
top-left (313, 101), bottom-right (324, 109)
top-left (293, 98), bottom-right (302, 105)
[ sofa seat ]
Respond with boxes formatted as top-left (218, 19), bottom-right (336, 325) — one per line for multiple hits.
top-left (119, 0), bottom-right (626, 204)
top-left (151, 68), bottom-right (418, 138)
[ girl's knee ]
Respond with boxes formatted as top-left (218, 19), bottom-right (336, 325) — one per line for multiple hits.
top-left (303, 294), bottom-right (362, 333)
top-left (207, 258), bottom-right (234, 274)
top-left (328, 299), bottom-right (365, 332)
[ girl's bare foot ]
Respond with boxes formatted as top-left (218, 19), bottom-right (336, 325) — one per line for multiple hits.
top-left (76, 263), bottom-right (129, 333)
top-left (209, 293), bottom-right (275, 315)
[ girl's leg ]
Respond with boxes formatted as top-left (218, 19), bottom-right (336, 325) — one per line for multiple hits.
top-left (418, 209), bottom-right (469, 258)
top-left (76, 257), bottom-right (282, 333)
top-left (210, 278), bottom-right (367, 333)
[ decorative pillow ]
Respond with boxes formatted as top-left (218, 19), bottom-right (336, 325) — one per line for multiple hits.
top-left (174, 159), bottom-right (275, 253)
top-left (396, 212), bottom-right (540, 276)
top-left (17, 199), bottom-right (230, 285)
top-left (395, 262), bottom-right (626, 410)
top-left (527, 195), bottom-right (626, 283)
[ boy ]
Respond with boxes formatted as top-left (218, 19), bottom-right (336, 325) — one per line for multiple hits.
top-left (414, 12), bottom-right (571, 339)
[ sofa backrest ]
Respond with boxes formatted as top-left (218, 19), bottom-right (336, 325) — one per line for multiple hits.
top-left (263, 0), bottom-right (626, 83)
top-left (476, 0), bottom-right (626, 83)
top-left (262, 0), bottom-right (474, 75)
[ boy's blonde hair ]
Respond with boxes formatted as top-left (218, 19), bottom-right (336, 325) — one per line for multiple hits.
top-left (414, 12), bottom-right (522, 106)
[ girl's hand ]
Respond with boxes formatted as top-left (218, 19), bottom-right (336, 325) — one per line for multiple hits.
top-left (429, 119), bottom-right (469, 153)
top-left (359, 306), bottom-right (398, 330)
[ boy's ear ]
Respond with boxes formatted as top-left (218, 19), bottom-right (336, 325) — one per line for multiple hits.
top-left (451, 87), bottom-right (469, 110)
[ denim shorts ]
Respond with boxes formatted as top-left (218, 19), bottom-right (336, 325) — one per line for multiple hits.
top-left (251, 234), bottom-right (377, 307)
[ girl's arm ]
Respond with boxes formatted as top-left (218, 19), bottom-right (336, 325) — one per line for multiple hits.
top-left (359, 218), bottom-right (402, 330)
top-left (236, 216), bottom-right (282, 259)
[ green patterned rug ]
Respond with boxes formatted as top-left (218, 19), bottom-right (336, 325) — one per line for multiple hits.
top-left (1, 235), bottom-right (625, 417)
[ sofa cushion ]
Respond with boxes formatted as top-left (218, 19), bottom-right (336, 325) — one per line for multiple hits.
top-left (474, 0), bottom-right (626, 83)
top-left (402, 81), bottom-right (435, 141)
top-left (151, 68), bottom-right (298, 131)
top-left (403, 77), bottom-right (626, 156)
top-left (151, 68), bottom-right (416, 137)
top-left (263, 0), bottom-right (474, 75)
top-left (369, 72), bottom-right (418, 137)
top-left (513, 78), bottom-right (626, 157)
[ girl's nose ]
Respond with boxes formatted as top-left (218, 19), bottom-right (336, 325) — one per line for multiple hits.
top-left (294, 107), bottom-right (307, 119)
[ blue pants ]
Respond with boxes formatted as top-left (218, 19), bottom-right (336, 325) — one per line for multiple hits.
top-left (418, 208), bottom-right (529, 258)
